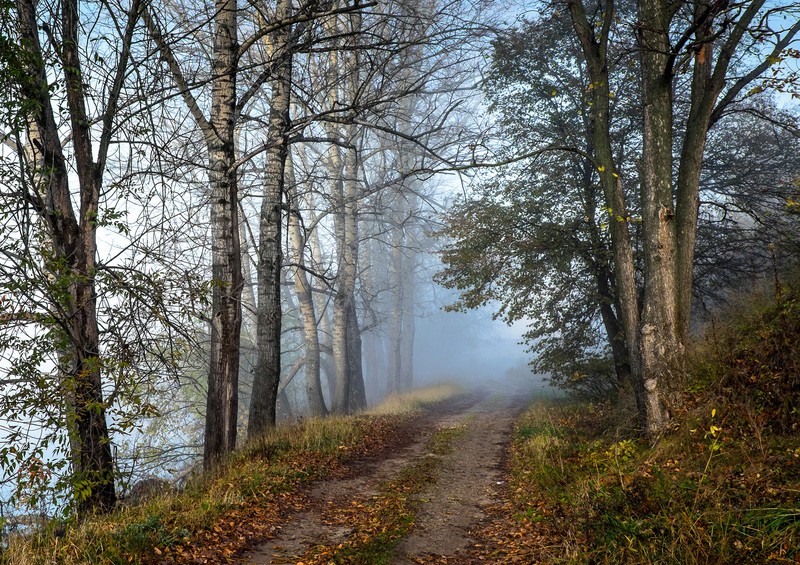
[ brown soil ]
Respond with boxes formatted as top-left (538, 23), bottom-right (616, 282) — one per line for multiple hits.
top-left (238, 391), bottom-right (527, 565)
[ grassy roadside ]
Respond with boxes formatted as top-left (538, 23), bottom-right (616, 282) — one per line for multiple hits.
top-left (2, 384), bottom-right (463, 565)
top-left (471, 284), bottom-right (800, 564)
top-left (488, 398), bottom-right (798, 563)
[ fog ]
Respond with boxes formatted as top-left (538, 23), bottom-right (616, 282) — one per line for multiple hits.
top-left (413, 306), bottom-right (545, 393)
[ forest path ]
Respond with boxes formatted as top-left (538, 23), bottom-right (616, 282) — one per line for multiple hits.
top-left (238, 390), bottom-right (526, 564)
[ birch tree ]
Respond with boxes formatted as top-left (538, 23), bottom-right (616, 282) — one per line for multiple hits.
top-left (145, 0), bottom-right (243, 468)
top-left (247, 0), bottom-right (293, 437)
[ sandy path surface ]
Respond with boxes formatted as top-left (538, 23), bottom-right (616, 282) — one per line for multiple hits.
top-left (239, 391), bottom-right (525, 564)
top-left (391, 395), bottom-right (520, 563)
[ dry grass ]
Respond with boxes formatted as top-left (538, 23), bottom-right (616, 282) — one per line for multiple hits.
top-left (3, 384), bottom-right (465, 565)
top-left (4, 416), bottom-right (370, 564)
top-left (486, 281), bottom-right (800, 563)
top-left (367, 383), bottom-right (464, 415)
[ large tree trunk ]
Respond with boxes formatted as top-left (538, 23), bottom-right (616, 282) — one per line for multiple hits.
top-left (674, 8), bottom-right (713, 340)
top-left (637, 0), bottom-right (679, 437)
top-left (578, 138), bottom-right (632, 393)
top-left (62, 0), bottom-right (118, 515)
top-left (204, 0), bottom-right (243, 468)
top-left (673, 0), bottom-right (768, 339)
top-left (248, 0), bottom-right (294, 437)
top-left (143, 0), bottom-right (245, 469)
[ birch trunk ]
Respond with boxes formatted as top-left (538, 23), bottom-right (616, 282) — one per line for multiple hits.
top-left (203, 0), bottom-right (243, 467)
top-left (308, 203), bottom-right (336, 401)
top-left (286, 153), bottom-right (327, 416)
top-left (248, 0), bottom-right (293, 437)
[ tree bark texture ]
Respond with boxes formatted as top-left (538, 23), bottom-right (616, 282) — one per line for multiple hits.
top-left (286, 152), bottom-right (328, 416)
top-left (204, 0), bottom-right (243, 468)
top-left (248, 0), bottom-right (293, 438)
top-left (347, 301), bottom-right (367, 410)
top-left (569, 0), bottom-right (645, 421)
top-left (674, 0), bottom-right (769, 339)
top-left (637, 0), bottom-right (681, 436)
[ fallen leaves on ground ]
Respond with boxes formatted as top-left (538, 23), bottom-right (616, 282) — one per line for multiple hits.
top-left (134, 417), bottom-right (404, 565)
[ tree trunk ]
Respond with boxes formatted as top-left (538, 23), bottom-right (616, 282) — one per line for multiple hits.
top-left (596, 270), bottom-right (632, 390)
top-left (332, 291), bottom-right (351, 413)
top-left (329, 142), bottom-right (350, 413)
top-left (387, 237), bottom-right (404, 395)
top-left (309, 207), bottom-right (336, 402)
top-left (248, 0), bottom-right (293, 437)
top-left (637, 0), bottom-right (679, 437)
top-left (399, 283), bottom-right (415, 392)
top-left (388, 231), bottom-right (416, 394)
top-left (204, 0), bottom-right (243, 468)
top-left (347, 301), bottom-right (367, 410)
top-left (569, 0), bottom-right (645, 423)
top-left (17, 0), bottom-right (124, 514)
top-left (286, 153), bottom-right (328, 416)
top-left (332, 141), bottom-right (362, 413)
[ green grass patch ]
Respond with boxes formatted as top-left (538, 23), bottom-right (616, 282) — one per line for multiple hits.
top-left (497, 398), bottom-right (799, 563)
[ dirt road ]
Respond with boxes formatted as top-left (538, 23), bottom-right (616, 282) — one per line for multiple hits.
top-left (240, 391), bottom-right (526, 564)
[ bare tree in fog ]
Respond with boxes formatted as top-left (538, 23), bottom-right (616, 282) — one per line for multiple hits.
top-left (276, 0), bottom-right (485, 413)
top-left (144, 0), bottom-right (245, 469)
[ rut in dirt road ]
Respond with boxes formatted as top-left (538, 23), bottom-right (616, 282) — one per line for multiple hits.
top-left (239, 392), bottom-right (526, 565)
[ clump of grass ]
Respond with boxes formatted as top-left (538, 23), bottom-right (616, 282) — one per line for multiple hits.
top-left (367, 383), bottom-right (464, 415)
top-left (496, 399), bottom-right (798, 563)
